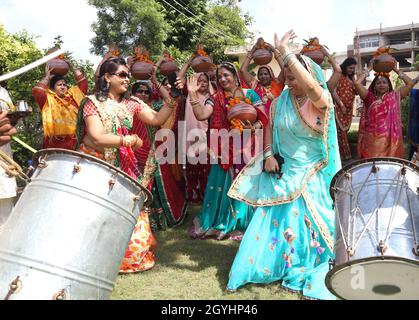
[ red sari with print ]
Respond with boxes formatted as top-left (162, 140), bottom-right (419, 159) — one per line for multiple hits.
top-left (335, 76), bottom-right (356, 160)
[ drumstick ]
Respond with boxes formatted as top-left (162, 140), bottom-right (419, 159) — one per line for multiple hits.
top-left (0, 48), bottom-right (66, 82)
top-left (12, 136), bottom-right (37, 154)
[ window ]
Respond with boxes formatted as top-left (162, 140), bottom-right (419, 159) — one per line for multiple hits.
top-left (360, 35), bottom-right (380, 48)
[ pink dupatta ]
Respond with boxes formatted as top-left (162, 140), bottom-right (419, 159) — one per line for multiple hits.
top-left (358, 90), bottom-right (404, 158)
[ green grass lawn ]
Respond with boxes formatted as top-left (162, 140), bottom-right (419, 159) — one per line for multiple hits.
top-left (111, 204), bottom-right (299, 300)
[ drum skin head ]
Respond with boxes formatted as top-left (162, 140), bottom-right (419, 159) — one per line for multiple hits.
top-left (326, 257), bottom-right (419, 300)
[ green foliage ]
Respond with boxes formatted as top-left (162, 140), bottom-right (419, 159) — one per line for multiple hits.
top-left (0, 26), bottom-right (95, 167)
top-left (88, 0), bottom-right (253, 64)
top-left (347, 130), bottom-right (358, 144)
top-left (88, 0), bottom-right (170, 56)
top-left (0, 25), bottom-right (45, 166)
top-left (414, 53), bottom-right (419, 70)
top-left (199, 3), bottom-right (251, 63)
top-left (156, 0), bottom-right (208, 52)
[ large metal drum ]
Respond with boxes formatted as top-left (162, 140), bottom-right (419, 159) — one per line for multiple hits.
top-left (0, 149), bottom-right (151, 300)
top-left (326, 158), bottom-right (419, 300)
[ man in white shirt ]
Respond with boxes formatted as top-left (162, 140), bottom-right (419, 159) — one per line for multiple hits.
top-left (0, 84), bottom-right (18, 227)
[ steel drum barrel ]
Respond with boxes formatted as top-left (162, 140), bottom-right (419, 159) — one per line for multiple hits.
top-left (0, 149), bottom-right (152, 300)
top-left (326, 158), bottom-right (419, 300)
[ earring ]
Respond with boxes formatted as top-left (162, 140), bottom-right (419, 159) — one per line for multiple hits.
top-left (105, 81), bottom-right (110, 90)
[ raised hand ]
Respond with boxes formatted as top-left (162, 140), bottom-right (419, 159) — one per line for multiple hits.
top-left (274, 30), bottom-right (297, 51)
top-left (187, 74), bottom-right (200, 94)
top-left (150, 66), bottom-right (158, 85)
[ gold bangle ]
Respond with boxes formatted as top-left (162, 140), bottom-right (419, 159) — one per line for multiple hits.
top-left (165, 97), bottom-right (176, 108)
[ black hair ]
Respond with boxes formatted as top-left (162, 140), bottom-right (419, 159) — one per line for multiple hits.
top-left (216, 62), bottom-right (240, 87)
top-left (369, 75), bottom-right (393, 95)
top-left (257, 66), bottom-right (273, 81)
top-left (340, 57), bottom-right (357, 78)
top-left (94, 57), bottom-right (127, 101)
top-left (50, 75), bottom-right (66, 90)
top-left (132, 81), bottom-right (152, 96)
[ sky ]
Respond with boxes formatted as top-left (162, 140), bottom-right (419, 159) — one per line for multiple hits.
top-left (0, 0), bottom-right (418, 69)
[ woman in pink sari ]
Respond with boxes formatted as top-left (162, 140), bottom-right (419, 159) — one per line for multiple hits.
top-left (177, 56), bottom-right (214, 203)
top-left (354, 63), bottom-right (415, 158)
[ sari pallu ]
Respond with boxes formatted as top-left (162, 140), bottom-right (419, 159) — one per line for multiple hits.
top-left (358, 90), bottom-right (404, 159)
top-left (131, 97), bottom-right (187, 230)
top-left (76, 96), bottom-right (156, 274)
top-left (190, 87), bottom-right (268, 240)
top-left (227, 56), bottom-right (341, 300)
top-left (184, 93), bottom-right (212, 202)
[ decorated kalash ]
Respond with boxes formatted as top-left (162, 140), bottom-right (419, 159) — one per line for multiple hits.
top-left (0, 49), bottom-right (152, 300)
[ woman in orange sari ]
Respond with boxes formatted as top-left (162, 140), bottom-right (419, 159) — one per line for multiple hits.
top-left (240, 41), bottom-right (285, 119)
top-left (354, 63), bottom-right (415, 158)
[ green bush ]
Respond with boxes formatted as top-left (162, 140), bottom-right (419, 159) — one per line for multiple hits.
top-left (347, 130), bottom-right (358, 143)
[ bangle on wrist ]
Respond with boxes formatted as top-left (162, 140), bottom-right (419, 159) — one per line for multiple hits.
top-left (263, 150), bottom-right (273, 160)
top-left (165, 97), bottom-right (176, 108)
top-left (120, 135), bottom-right (124, 147)
top-left (282, 52), bottom-right (295, 66)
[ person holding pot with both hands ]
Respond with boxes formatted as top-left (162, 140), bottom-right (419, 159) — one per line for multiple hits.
top-left (32, 60), bottom-right (88, 150)
top-left (240, 40), bottom-right (285, 119)
top-left (227, 30), bottom-right (341, 300)
top-left (354, 59), bottom-right (415, 159)
top-left (188, 62), bottom-right (268, 241)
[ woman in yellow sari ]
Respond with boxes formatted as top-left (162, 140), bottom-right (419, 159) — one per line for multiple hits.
top-left (32, 62), bottom-right (88, 150)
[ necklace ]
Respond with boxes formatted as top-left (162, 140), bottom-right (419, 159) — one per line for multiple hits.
top-left (295, 95), bottom-right (307, 106)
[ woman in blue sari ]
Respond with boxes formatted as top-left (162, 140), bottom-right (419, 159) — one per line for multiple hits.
top-left (226, 30), bottom-right (341, 300)
top-left (188, 63), bottom-right (268, 240)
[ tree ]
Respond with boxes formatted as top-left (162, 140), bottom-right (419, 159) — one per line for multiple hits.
top-left (88, 0), bottom-right (253, 64)
top-left (156, 0), bottom-right (208, 52)
top-left (88, 0), bottom-right (170, 56)
top-left (0, 25), bottom-right (45, 167)
top-left (0, 26), bottom-right (95, 167)
top-left (197, 2), bottom-right (253, 63)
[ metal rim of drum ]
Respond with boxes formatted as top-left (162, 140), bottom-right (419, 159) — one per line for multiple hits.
top-left (329, 157), bottom-right (419, 200)
top-left (325, 256), bottom-right (419, 300)
top-left (32, 148), bottom-right (153, 206)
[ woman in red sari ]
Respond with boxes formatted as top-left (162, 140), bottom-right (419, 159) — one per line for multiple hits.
top-left (188, 62), bottom-right (268, 240)
top-left (76, 57), bottom-right (176, 273)
top-left (130, 65), bottom-right (187, 230)
top-left (332, 58), bottom-right (357, 160)
top-left (354, 63), bottom-right (415, 158)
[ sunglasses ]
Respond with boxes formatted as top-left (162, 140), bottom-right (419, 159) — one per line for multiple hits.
top-left (111, 72), bottom-right (130, 79)
top-left (137, 90), bottom-right (150, 94)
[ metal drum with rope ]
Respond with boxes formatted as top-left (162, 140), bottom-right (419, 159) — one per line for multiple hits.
top-left (326, 158), bottom-right (419, 300)
top-left (0, 149), bottom-right (152, 300)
